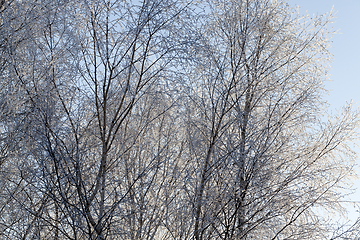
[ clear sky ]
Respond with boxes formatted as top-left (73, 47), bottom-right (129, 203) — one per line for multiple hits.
top-left (288, 0), bottom-right (360, 223)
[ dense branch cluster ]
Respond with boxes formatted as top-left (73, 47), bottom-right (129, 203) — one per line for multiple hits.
top-left (0, 0), bottom-right (359, 239)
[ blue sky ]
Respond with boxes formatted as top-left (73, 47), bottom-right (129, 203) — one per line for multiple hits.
top-left (288, 0), bottom-right (360, 222)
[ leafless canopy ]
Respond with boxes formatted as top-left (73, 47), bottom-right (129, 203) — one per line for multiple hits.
top-left (0, 0), bottom-right (359, 239)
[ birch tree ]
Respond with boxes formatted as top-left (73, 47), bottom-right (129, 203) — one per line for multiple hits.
top-left (0, 0), bottom-right (51, 237)
top-left (0, 0), bottom-right (359, 239)
top-left (3, 0), bottom-right (191, 239)
top-left (180, 0), bottom-right (360, 239)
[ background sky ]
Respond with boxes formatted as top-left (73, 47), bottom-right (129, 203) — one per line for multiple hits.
top-left (288, 0), bottom-right (360, 223)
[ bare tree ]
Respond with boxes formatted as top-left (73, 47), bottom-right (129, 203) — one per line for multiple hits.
top-left (0, 0), bottom-right (54, 238)
top-left (0, 0), bottom-right (359, 239)
top-left (4, 0), bottom-right (192, 239)
top-left (179, 0), bottom-right (360, 239)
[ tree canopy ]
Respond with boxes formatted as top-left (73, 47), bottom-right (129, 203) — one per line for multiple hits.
top-left (0, 0), bottom-right (359, 239)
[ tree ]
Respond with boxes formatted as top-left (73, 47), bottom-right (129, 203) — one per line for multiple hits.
top-left (2, 0), bottom-right (192, 239)
top-left (176, 0), bottom-right (360, 239)
top-left (0, 0), bottom-right (359, 239)
top-left (0, 0), bottom-right (54, 238)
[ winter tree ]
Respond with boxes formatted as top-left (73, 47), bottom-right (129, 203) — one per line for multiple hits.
top-left (1, 0), bottom-right (192, 238)
top-left (0, 0), bottom-right (359, 239)
top-left (173, 0), bottom-right (360, 239)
